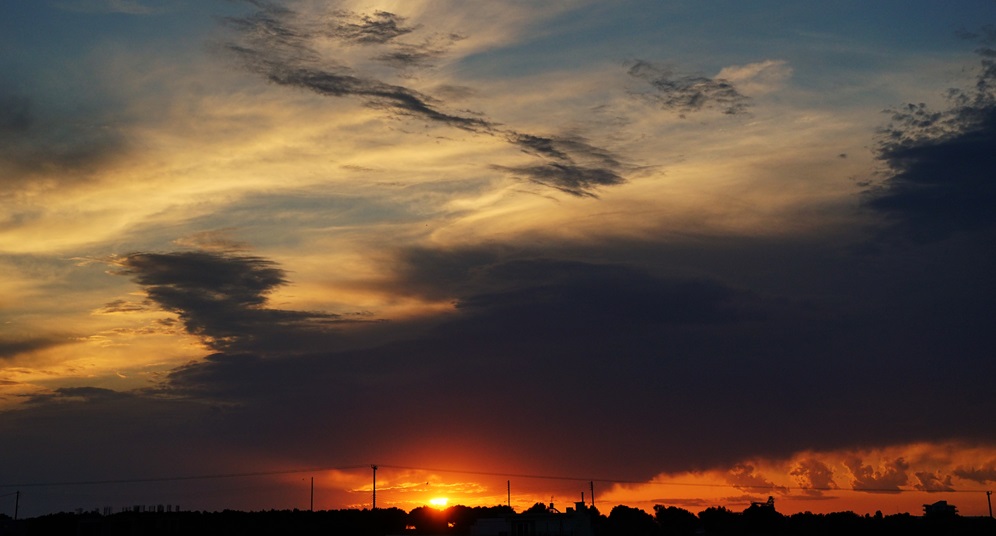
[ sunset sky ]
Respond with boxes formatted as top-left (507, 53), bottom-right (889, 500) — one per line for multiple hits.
top-left (3, 0), bottom-right (996, 519)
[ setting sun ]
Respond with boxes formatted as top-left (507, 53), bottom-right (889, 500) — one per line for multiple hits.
top-left (429, 498), bottom-right (449, 508)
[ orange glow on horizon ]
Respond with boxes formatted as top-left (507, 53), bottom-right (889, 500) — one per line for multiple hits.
top-left (264, 441), bottom-right (996, 517)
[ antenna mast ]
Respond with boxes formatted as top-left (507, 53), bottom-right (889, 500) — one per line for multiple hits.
top-left (371, 465), bottom-right (378, 510)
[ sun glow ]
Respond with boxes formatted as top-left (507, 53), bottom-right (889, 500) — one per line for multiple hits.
top-left (429, 497), bottom-right (449, 508)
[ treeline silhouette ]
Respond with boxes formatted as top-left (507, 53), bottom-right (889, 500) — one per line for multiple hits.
top-left (2, 501), bottom-right (994, 535)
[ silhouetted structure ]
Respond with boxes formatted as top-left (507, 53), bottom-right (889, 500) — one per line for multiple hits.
top-left (5, 499), bottom-right (996, 535)
top-left (472, 501), bottom-right (594, 536)
top-left (923, 500), bottom-right (958, 517)
top-left (749, 496), bottom-right (775, 510)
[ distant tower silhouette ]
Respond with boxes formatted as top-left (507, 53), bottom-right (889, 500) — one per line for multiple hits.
top-left (371, 465), bottom-right (378, 510)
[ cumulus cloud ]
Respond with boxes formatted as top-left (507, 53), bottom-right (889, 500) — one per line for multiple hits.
top-left (844, 456), bottom-right (909, 492)
top-left (628, 60), bottom-right (750, 116)
top-left (913, 471), bottom-right (954, 492)
top-left (727, 464), bottom-right (789, 495)
top-left (790, 458), bottom-right (838, 496)
top-left (952, 461), bottom-right (996, 483)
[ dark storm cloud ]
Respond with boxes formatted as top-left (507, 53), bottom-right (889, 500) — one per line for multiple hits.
top-left (450, 258), bottom-right (745, 327)
top-left (223, 1), bottom-right (627, 197)
top-left (865, 49), bottom-right (996, 242)
top-left (390, 245), bottom-right (746, 326)
top-left (627, 60), bottom-right (750, 116)
top-left (111, 251), bottom-right (344, 353)
top-left (5, 224), bottom-right (996, 499)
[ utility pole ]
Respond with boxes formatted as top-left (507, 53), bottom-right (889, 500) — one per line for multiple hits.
top-left (371, 465), bottom-right (378, 510)
top-left (987, 490), bottom-right (992, 519)
top-left (590, 481), bottom-right (595, 509)
top-left (14, 491), bottom-right (19, 521)
top-left (507, 480), bottom-right (510, 508)
top-left (310, 477), bottom-right (314, 512)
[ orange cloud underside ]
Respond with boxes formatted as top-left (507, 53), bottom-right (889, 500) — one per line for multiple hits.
top-left (278, 442), bottom-right (996, 516)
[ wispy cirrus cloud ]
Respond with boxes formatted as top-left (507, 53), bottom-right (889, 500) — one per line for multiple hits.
top-left (221, 1), bottom-right (639, 197)
top-left (627, 60), bottom-right (751, 116)
top-left (53, 0), bottom-right (167, 15)
top-left (0, 337), bottom-right (71, 361)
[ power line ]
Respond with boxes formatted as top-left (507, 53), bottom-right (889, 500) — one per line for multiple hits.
top-left (0, 465), bottom-right (369, 489)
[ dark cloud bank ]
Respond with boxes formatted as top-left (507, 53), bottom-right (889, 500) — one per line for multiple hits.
top-left (110, 251), bottom-right (347, 353)
top-left (866, 45), bottom-right (996, 243)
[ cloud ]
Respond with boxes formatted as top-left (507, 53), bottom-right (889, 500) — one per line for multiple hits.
top-left (172, 229), bottom-right (252, 253)
top-left (22, 386), bottom-right (132, 405)
top-left (328, 10), bottom-right (417, 44)
top-left (0, 337), bottom-right (71, 361)
top-left (952, 461), bottom-right (996, 483)
top-left (222, 2), bottom-right (492, 131)
top-left (222, 0), bottom-right (626, 197)
top-left (865, 48), bottom-right (996, 242)
top-left (0, 88), bottom-right (125, 189)
top-left (374, 35), bottom-right (464, 70)
top-left (53, 0), bottom-right (167, 15)
top-left (843, 457), bottom-right (909, 492)
top-left (496, 133), bottom-right (626, 197)
top-left (93, 299), bottom-right (151, 315)
top-left (716, 60), bottom-right (792, 96)
top-left (390, 247), bottom-right (747, 327)
top-left (913, 471), bottom-right (954, 492)
top-left (790, 458), bottom-right (838, 496)
top-left (628, 60), bottom-right (750, 116)
top-left (727, 464), bottom-right (789, 495)
top-left (108, 251), bottom-right (345, 353)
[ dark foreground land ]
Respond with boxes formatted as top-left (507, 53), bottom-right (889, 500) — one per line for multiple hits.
top-left (1, 503), bottom-right (994, 536)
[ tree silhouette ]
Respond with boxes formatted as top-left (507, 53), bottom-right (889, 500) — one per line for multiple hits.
top-left (653, 505), bottom-right (698, 535)
top-left (606, 505), bottom-right (659, 536)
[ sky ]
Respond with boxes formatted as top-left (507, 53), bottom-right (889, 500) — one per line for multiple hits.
top-left (2, 0), bottom-right (996, 519)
